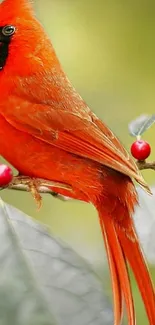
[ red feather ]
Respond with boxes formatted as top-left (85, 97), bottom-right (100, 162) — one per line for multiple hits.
top-left (0, 0), bottom-right (154, 324)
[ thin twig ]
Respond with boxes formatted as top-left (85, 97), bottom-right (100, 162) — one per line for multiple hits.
top-left (6, 184), bottom-right (70, 201)
top-left (136, 160), bottom-right (155, 170)
top-left (7, 184), bottom-right (56, 195)
top-left (1, 177), bottom-right (71, 202)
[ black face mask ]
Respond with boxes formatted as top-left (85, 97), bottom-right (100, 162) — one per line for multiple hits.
top-left (0, 25), bottom-right (16, 70)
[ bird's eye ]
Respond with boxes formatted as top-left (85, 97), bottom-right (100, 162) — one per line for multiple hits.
top-left (2, 25), bottom-right (16, 37)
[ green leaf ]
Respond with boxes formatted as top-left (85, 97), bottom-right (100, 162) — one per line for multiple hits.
top-left (128, 114), bottom-right (155, 137)
top-left (0, 199), bottom-right (113, 325)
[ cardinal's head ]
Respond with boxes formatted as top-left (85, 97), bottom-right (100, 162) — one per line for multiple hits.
top-left (0, 0), bottom-right (55, 73)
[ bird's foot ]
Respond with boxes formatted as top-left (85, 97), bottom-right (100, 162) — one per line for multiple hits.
top-left (8, 176), bottom-right (72, 209)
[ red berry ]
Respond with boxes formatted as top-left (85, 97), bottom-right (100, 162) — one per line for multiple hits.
top-left (0, 164), bottom-right (13, 187)
top-left (131, 140), bottom-right (151, 161)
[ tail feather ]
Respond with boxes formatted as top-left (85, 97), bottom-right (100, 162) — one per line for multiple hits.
top-left (116, 222), bottom-right (155, 325)
top-left (99, 213), bottom-right (135, 325)
top-left (99, 216), bottom-right (123, 325)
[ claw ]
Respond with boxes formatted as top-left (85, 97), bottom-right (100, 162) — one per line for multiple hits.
top-left (8, 175), bottom-right (72, 207)
top-left (28, 179), bottom-right (42, 209)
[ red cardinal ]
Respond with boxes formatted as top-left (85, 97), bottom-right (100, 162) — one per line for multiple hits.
top-left (0, 0), bottom-right (154, 323)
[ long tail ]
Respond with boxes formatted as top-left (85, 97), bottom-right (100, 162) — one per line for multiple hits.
top-left (97, 204), bottom-right (155, 325)
top-left (99, 218), bottom-right (124, 325)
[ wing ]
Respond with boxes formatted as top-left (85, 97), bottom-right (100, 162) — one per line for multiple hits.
top-left (1, 95), bottom-right (150, 193)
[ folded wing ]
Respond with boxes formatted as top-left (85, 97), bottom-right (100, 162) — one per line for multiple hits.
top-left (2, 95), bottom-right (150, 193)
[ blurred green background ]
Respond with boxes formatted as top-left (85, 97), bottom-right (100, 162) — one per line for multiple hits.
top-left (1, 0), bottom-right (155, 323)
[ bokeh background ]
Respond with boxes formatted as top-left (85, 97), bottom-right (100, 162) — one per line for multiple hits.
top-left (1, 0), bottom-right (155, 323)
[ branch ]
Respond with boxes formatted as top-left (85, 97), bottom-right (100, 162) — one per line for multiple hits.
top-left (6, 183), bottom-right (70, 201)
top-left (136, 160), bottom-right (155, 170)
top-left (0, 176), bottom-right (72, 205)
